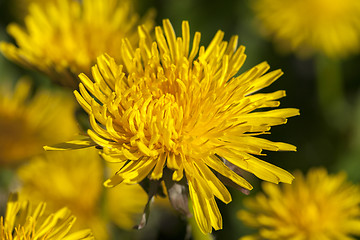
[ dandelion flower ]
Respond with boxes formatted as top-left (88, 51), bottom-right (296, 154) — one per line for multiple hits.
top-left (17, 148), bottom-right (147, 238)
top-left (0, 79), bottom-right (78, 165)
top-left (68, 19), bottom-right (299, 233)
top-left (238, 168), bottom-right (360, 240)
top-left (0, 193), bottom-right (93, 240)
top-left (0, 0), bottom-right (155, 89)
top-left (252, 0), bottom-right (360, 58)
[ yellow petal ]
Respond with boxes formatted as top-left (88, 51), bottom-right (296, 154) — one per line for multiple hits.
top-left (150, 153), bottom-right (166, 180)
top-left (194, 161), bottom-right (232, 203)
top-left (121, 159), bottom-right (157, 184)
top-left (44, 136), bottom-right (96, 151)
top-left (188, 179), bottom-right (212, 234)
top-left (104, 174), bottom-right (124, 188)
top-left (206, 197), bottom-right (222, 230)
top-left (205, 155), bottom-right (253, 190)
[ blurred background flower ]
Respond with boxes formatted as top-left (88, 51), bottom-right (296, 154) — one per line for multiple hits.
top-left (0, 0), bottom-right (155, 89)
top-left (16, 149), bottom-right (106, 239)
top-left (252, 0), bottom-right (360, 58)
top-left (16, 148), bottom-right (148, 239)
top-left (0, 78), bottom-right (79, 165)
top-left (238, 168), bottom-right (360, 240)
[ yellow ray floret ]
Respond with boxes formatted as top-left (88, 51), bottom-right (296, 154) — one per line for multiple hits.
top-left (0, 0), bottom-right (155, 88)
top-left (73, 19), bottom-right (299, 233)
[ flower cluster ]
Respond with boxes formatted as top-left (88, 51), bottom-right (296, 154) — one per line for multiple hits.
top-left (0, 0), bottom-right (309, 237)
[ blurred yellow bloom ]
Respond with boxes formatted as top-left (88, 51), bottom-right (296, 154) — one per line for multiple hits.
top-left (69, 19), bottom-right (299, 233)
top-left (106, 163), bottom-right (149, 230)
top-left (17, 148), bottom-right (147, 239)
top-left (0, 193), bottom-right (93, 240)
top-left (239, 168), bottom-right (360, 240)
top-left (0, 79), bottom-right (78, 165)
top-left (1, 0), bottom-right (155, 89)
top-left (252, 0), bottom-right (360, 58)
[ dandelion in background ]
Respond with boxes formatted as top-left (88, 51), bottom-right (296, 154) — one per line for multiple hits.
top-left (52, 19), bottom-right (299, 233)
top-left (17, 149), bottom-right (147, 239)
top-left (0, 193), bottom-right (93, 240)
top-left (252, 0), bottom-right (360, 58)
top-left (0, 0), bottom-right (155, 89)
top-left (238, 168), bottom-right (360, 240)
top-left (0, 79), bottom-right (79, 165)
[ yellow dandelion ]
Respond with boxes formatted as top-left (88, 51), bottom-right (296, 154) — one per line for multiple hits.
top-left (252, 0), bottom-right (360, 58)
top-left (0, 193), bottom-right (93, 240)
top-left (0, 79), bottom-right (79, 165)
top-left (17, 148), bottom-right (147, 238)
top-left (238, 168), bottom-right (360, 240)
top-left (60, 19), bottom-right (299, 233)
top-left (0, 0), bottom-right (155, 89)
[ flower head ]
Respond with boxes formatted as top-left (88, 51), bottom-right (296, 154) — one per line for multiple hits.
top-left (0, 193), bottom-right (93, 240)
top-left (238, 168), bottom-right (360, 240)
top-left (72, 19), bottom-right (299, 233)
top-left (252, 0), bottom-right (360, 58)
top-left (17, 149), bottom-right (147, 238)
top-left (0, 79), bottom-right (78, 164)
top-left (0, 0), bottom-right (155, 88)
